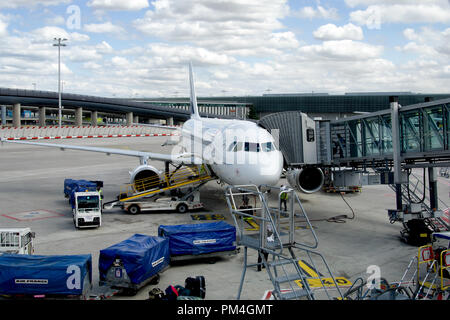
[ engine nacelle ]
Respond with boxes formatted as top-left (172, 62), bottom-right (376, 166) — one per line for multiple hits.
top-left (286, 167), bottom-right (324, 194)
top-left (130, 165), bottom-right (162, 192)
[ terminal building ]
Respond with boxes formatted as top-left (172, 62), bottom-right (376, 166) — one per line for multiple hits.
top-left (138, 92), bottom-right (450, 121)
top-left (1, 89), bottom-right (450, 127)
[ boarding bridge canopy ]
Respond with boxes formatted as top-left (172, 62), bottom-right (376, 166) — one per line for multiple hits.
top-left (324, 98), bottom-right (450, 167)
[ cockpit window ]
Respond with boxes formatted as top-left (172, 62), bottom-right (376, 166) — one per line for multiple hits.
top-left (244, 142), bottom-right (260, 152)
top-left (229, 141), bottom-right (243, 152)
top-left (262, 142), bottom-right (275, 152)
top-left (229, 141), bottom-right (276, 152)
top-left (228, 141), bottom-right (237, 152)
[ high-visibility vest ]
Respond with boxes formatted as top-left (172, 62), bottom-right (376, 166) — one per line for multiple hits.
top-left (280, 191), bottom-right (288, 200)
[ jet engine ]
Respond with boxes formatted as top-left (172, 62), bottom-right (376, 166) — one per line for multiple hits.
top-left (130, 165), bottom-right (162, 192)
top-left (286, 167), bottom-right (324, 194)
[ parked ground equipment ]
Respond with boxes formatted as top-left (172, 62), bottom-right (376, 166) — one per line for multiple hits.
top-left (158, 221), bottom-right (239, 263)
top-left (0, 228), bottom-right (35, 255)
top-left (103, 164), bottom-right (212, 214)
top-left (64, 179), bottom-right (103, 228)
top-left (121, 190), bottom-right (203, 215)
top-left (0, 253), bottom-right (92, 299)
top-left (99, 234), bottom-right (170, 295)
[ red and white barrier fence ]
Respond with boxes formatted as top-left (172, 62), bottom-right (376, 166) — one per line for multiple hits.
top-left (0, 125), bottom-right (179, 141)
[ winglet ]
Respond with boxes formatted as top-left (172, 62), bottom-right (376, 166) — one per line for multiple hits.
top-left (189, 62), bottom-right (201, 120)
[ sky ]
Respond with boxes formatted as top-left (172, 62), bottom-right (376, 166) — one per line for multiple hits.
top-left (0, 0), bottom-right (449, 98)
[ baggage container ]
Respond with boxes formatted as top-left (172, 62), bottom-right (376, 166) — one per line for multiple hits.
top-left (158, 221), bottom-right (237, 257)
top-left (99, 234), bottom-right (169, 295)
top-left (0, 254), bottom-right (92, 299)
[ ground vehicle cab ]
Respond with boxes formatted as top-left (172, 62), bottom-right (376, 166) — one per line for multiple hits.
top-left (0, 228), bottom-right (35, 254)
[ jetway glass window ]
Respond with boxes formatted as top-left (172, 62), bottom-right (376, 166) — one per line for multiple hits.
top-left (446, 104), bottom-right (450, 150)
top-left (363, 117), bottom-right (381, 156)
top-left (380, 115), bottom-right (392, 154)
top-left (348, 121), bottom-right (362, 158)
top-left (423, 107), bottom-right (444, 151)
top-left (401, 111), bottom-right (421, 153)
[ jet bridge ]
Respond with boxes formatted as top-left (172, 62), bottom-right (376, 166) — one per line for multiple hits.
top-left (317, 97), bottom-right (450, 244)
top-left (321, 97), bottom-right (450, 168)
top-left (260, 97), bottom-right (450, 245)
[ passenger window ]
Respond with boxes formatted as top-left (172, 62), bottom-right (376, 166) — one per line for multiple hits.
top-left (306, 128), bottom-right (315, 142)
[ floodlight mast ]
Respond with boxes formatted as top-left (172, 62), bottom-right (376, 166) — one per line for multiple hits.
top-left (53, 38), bottom-right (67, 128)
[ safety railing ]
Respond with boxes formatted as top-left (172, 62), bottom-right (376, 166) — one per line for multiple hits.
top-left (440, 249), bottom-right (450, 291)
top-left (0, 124), bottom-right (178, 140)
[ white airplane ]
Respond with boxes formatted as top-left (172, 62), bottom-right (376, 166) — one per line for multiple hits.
top-left (1, 63), bottom-right (287, 189)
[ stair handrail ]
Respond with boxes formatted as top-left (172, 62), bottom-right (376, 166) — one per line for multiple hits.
top-left (414, 259), bottom-right (438, 300)
top-left (292, 243), bottom-right (344, 300)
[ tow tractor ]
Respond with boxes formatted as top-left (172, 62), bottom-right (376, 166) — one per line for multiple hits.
top-left (64, 179), bottom-right (103, 228)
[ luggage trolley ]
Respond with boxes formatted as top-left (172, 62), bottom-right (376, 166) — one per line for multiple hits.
top-left (99, 234), bottom-right (170, 295)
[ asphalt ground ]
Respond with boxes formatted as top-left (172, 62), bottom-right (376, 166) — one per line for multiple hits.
top-left (0, 136), bottom-right (448, 300)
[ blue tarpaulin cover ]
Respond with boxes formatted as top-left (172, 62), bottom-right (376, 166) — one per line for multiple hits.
top-left (0, 254), bottom-right (92, 296)
top-left (99, 234), bottom-right (169, 285)
top-left (158, 221), bottom-right (236, 256)
top-left (64, 179), bottom-right (98, 208)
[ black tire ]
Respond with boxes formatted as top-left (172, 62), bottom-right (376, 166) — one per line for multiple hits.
top-left (149, 274), bottom-right (160, 285)
top-left (176, 203), bottom-right (188, 213)
top-left (128, 204), bottom-right (141, 215)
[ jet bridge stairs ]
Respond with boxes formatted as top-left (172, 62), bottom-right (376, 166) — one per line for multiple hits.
top-left (225, 185), bottom-right (345, 300)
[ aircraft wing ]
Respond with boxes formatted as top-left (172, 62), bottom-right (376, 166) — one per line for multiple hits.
top-left (1, 138), bottom-right (202, 165)
top-left (133, 123), bottom-right (179, 130)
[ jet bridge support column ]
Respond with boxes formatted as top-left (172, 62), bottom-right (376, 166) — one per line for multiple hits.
top-left (13, 103), bottom-right (21, 128)
top-left (1, 106), bottom-right (6, 126)
top-left (126, 112), bottom-right (133, 126)
top-left (390, 96), bottom-right (402, 211)
top-left (91, 111), bottom-right (98, 126)
top-left (38, 106), bottom-right (46, 127)
top-left (428, 167), bottom-right (438, 211)
top-left (75, 107), bottom-right (83, 126)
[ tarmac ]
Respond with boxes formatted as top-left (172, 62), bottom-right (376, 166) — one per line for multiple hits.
top-left (0, 136), bottom-right (448, 300)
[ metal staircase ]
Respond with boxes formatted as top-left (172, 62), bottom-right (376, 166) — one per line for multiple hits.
top-left (224, 185), bottom-right (344, 300)
top-left (388, 171), bottom-right (449, 232)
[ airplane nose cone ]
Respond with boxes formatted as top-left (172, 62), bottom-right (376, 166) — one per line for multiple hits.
top-left (244, 150), bottom-right (283, 186)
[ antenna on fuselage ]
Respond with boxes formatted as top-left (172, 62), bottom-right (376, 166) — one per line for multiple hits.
top-left (189, 62), bottom-right (201, 120)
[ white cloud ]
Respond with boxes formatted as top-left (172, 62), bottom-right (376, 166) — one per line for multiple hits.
top-left (295, 5), bottom-right (339, 20)
top-left (133, 0), bottom-right (293, 57)
top-left (0, 0), bottom-right (71, 9)
top-left (350, 3), bottom-right (450, 28)
top-left (30, 26), bottom-right (90, 43)
top-left (45, 15), bottom-right (66, 26)
top-left (87, 0), bottom-right (149, 11)
top-left (84, 22), bottom-right (126, 35)
top-left (345, 0), bottom-right (448, 7)
top-left (397, 27), bottom-right (450, 58)
top-left (313, 23), bottom-right (363, 41)
top-left (0, 14), bottom-right (8, 37)
top-left (299, 40), bottom-right (383, 61)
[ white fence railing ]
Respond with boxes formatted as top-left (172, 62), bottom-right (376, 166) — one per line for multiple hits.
top-left (0, 125), bottom-right (179, 140)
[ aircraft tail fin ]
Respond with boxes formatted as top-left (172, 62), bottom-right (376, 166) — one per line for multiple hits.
top-left (189, 62), bottom-right (201, 120)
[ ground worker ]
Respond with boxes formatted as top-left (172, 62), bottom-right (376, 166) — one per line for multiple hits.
top-left (280, 185), bottom-right (288, 211)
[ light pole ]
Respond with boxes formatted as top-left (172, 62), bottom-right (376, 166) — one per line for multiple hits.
top-left (53, 38), bottom-right (67, 128)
